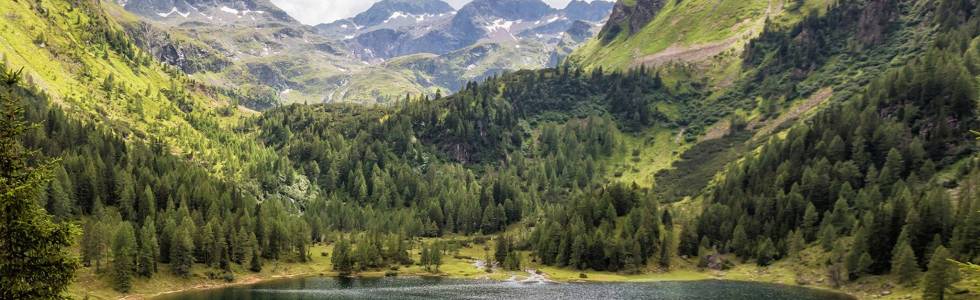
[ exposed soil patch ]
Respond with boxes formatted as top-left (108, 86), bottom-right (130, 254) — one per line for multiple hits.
top-left (631, 36), bottom-right (739, 68)
top-left (749, 87), bottom-right (833, 141)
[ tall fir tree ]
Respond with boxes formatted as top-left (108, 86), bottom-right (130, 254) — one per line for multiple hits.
top-left (0, 79), bottom-right (78, 299)
top-left (111, 222), bottom-right (137, 293)
top-left (137, 221), bottom-right (159, 277)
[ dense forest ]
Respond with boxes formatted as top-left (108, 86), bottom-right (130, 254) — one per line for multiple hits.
top-left (691, 0), bottom-right (980, 291)
top-left (0, 0), bottom-right (978, 299)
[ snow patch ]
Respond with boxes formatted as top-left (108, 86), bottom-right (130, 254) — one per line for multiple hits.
top-left (157, 7), bottom-right (190, 18)
top-left (220, 6), bottom-right (239, 14)
top-left (484, 19), bottom-right (515, 32)
top-left (384, 12), bottom-right (433, 24)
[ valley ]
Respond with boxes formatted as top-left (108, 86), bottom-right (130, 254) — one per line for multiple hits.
top-left (0, 0), bottom-right (978, 300)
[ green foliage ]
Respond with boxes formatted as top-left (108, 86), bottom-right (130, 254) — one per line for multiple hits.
top-left (111, 222), bottom-right (137, 293)
top-left (891, 237), bottom-right (920, 286)
top-left (923, 246), bottom-right (957, 300)
top-left (137, 221), bottom-right (159, 278)
top-left (331, 237), bottom-right (353, 275)
top-left (0, 69), bottom-right (78, 299)
top-left (693, 1), bottom-right (979, 282)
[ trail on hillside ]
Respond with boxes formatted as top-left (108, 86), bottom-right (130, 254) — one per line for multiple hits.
top-left (631, 36), bottom-right (740, 68)
top-left (749, 87), bottom-right (834, 141)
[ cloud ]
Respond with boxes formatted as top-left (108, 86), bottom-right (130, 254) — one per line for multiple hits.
top-left (272, 0), bottom-right (611, 25)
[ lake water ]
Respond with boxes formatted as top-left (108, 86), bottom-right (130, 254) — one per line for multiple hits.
top-left (156, 276), bottom-right (856, 300)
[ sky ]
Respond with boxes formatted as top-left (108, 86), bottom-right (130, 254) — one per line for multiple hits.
top-left (271, 0), bottom-right (608, 25)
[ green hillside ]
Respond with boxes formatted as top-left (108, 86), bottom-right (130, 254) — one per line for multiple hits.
top-left (569, 0), bottom-right (831, 70)
top-left (0, 0), bottom-right (977, 299)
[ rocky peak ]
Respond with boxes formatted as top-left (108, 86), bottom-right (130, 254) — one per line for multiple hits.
top-left (119, 0), bottom-right (295, 23)
top-left (353, 0), bottom-right (456, 27)
top-left (457, 0), bottom-right (555, 22)
top-left (597, 0), bottom-right (666, 44)
top-left (563, 0), bottom-right (615, 22)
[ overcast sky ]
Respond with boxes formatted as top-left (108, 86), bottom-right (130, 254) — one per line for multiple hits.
top-left (271, 0), bottom-right (608, 25)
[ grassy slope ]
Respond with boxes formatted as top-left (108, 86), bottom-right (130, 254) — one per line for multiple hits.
top-left (570, 0), bottom-right (833, 71)
top-left (0, 0), bottom-right (282, 183)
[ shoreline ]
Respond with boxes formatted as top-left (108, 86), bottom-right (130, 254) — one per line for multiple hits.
top-left (133, 267), bottom-right (857, 299)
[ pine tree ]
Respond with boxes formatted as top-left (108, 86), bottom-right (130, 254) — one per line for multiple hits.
top-left (137, 221), bottom-right (159, 277)
top-left (331, 237), bottom-right (353, 274)
top-left (429, 243), bottom-right (443, 272)
top-left (116, 173), bottom-right (135, 221)
top-left (819, 223), bottom-right (836, 251)
top-left (420, 243), bottom-right (431, 271)
top-left (891, 240), bottom-right (920, 286)
top-left (0, 86), bottom-right (78, 299)
top-left (170, 224), bottom-right (194, 277)
top-left (138, 186), bottom-right (155, 224)
top-left (801, 203), bottom-right (819, 241)
top-left (756, 237), bottom-right (778, 266)
top-left (786, 230), bottom-right (806, 261)
top-left (249, 248), bottom-right (262, 272)
top-left (503, 250), bottom-right (522, 271)
top-left (923, 246), bottom-right (957, 300)
top-left (111, 222), bottom-right (137, 293)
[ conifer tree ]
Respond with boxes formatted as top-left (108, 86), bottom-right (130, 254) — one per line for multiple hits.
top-left (137, 221), bottom-right (159, 277)
top-left (249, 248), bottom-right (262, 272)
top-left (331, 237), bottom-right (353, 274)
top-left (923, 246), bottom-right (957, 300)
top-left (891, 239), bottom-right (920, 286)
top-left (170, 224), bottom-right (194, 277)
top-left (111, 222), bottom-right (137, 293)
top-left (0, 85), bottom-right (78, 299)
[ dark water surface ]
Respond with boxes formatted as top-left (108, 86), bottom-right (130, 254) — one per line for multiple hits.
top-left (156, 276), bottom-right (856, 300)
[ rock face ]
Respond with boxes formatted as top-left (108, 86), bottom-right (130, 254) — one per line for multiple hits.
top-left (112, 0), bottom-right (613, 104)
top-left (119, 0), bottom-right (295, 24)
top-left (318, 0), bottom-right (613, 61)
top-left (597, 0), bottom-right (666, 43)
top-left (352, 0), bottom-right (455, 27)
top-left (122, 22), bottom-right (230, 74)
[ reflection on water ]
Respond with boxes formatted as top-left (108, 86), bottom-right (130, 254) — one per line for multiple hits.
top-left (156, 276), bottom-right (856, 300)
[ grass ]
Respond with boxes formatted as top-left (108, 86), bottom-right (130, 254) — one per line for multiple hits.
top-left (570, 0), bottom-right (836, 71)
top-left (80, 235), bottom-right (979, 300)
top-left (0, 0), bottom-right (261, 179)
top-left (605, 126), bottom-right (688, 188)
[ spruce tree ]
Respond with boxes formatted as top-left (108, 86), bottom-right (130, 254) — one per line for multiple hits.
top-left (331, 237), bottom-right (353, 274)
top-left (249, 248), bottom-right (262, 272)
top-left (891, 240), bottom-right (919, 286)
top-left (111, 222), bottom-right (137, 293)
top-left (137, 221), bottom-right (159, 277)
top-left (923, 246), bottom-right (956, 300)
top-left (430, 243), bottom-right (443, 272)
top-left (0, 86), bottom-right (78, 299)
top-left (170, 224), bottom-right (194, 277)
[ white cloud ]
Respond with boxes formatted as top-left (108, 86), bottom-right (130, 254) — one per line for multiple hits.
top-left (272, 0), bottom-right (611, 25)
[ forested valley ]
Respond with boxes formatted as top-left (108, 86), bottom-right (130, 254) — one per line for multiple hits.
top-left (0, 0), bottom-right (978, 299)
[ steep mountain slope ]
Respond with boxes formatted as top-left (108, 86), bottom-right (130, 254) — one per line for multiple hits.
top-left (111, 0), bottom-right (614, 104)
top-left (569, 0), bottom-right (829, 70)
top-left (0, 0), bottom-right (303, 196)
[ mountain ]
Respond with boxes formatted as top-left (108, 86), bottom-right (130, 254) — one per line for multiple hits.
top-left (112, 0), bottom-right (613, 104)
top-left (318, 0), bottom-right (612, 61)
top-left (352, 0), bottom-right (455, 27)
top-left (117, 0), bottom-right (296, 24)
top-left (4, 0), bottom-right (978, 299)
top-left (570, 0), bottom-right (769, 70)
